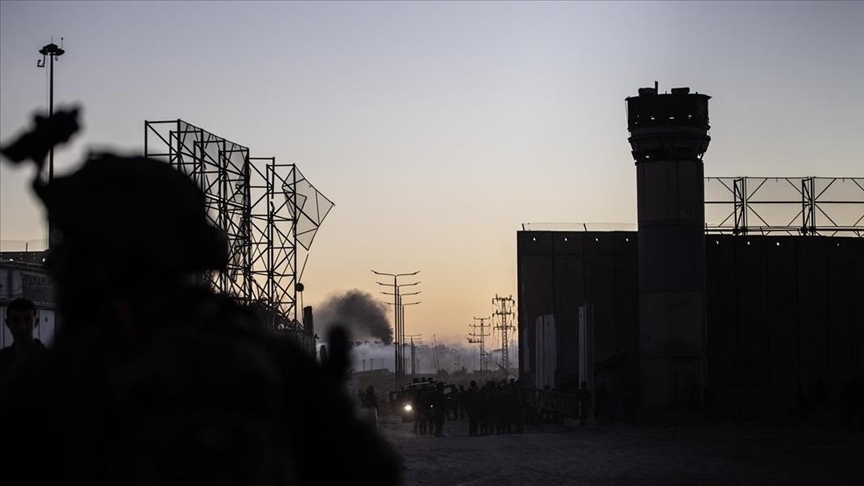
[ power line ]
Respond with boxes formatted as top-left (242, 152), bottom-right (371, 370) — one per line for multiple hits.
top-left (492, 294), bottom-right (516, 371)
top-left (468, 316), bottom-right (491, 372)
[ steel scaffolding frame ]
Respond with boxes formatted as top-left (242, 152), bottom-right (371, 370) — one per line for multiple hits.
top-left (144, 120), bottom-right (333, 333)
top-left (705, 177), bottom-right (864, 237)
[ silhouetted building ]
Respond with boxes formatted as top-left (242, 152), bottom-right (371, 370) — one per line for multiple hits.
top-left (518, 86), bottom-right (864, 419)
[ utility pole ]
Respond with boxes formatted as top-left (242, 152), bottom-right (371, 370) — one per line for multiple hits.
top-left (468, 316), bottom-right (491, 372)
top-left (37, 37), bottom-right (66, 249)
top-left (433, 335), bottom-right (442, 381)
top-left (400, 302), bottom-right (421, 378)
top-left (372, 270), bottom-right (420, 389)
top-left (492, 295), bottom-right (516, 372)
top-left (406, 334), bottom-right (423, 377)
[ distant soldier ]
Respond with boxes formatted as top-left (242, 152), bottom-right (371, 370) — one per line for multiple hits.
top-left (432, 382), bottom-right (447, 437)
top-left (1, 298), bottom-right (49, 379)
top-left (853, 375), bottom-right (864, 434)
top-left (412, 389), bottom-right (424, 435)
top-left (578, 381), bottom-right (593, 427)
top-left (477, 382), bottom-right (490, 435)
top-left (361, 385), bottom-right (379, 415)
top-left (415, 388), bottom-right (432, 435)
top-left (465, 381), bottom-right (479, 436)
top-left (450, 385), bottom-right (461, 420)
top-left (595, 381), bottom-right (609, 422)
top-left (514, 383), bottom-right (527, 433)
top-left (492, 383), bottom-right (505, 434)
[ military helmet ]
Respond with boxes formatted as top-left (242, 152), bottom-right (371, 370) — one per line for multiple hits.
top-left (37, 152), bottom-right (228, 277)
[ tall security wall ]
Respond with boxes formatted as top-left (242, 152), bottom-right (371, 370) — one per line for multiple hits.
top-left (517, 231), bottom-right (639, 398)
top-left (518, 231), bottom-right (864, 418)
top-left (706, 235), bottom-right (864, 417)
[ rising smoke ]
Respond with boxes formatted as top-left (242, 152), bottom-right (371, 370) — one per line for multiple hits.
top-left (315, 289), bottom-right (393, 344)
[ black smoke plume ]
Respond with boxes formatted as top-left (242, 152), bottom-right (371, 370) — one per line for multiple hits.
top-left (315, 290), bottom-right (393, 344)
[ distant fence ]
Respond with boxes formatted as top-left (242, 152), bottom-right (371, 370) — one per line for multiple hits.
top-left (521, 223), bottom-right (638, 232)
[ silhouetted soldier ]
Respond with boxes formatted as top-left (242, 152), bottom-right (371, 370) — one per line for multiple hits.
top-left (361, 385), bottom-right (379, 415)
top-left (416, 387), bottom-right (432, 435)
top-left (489, 382), bottom-right (503, 434)
top-left (479, 382), bottom-right (491, 435)
top-left (0, 108), bottom-right (402, 486)
top-left (841, 382), bottom-right (854, 431)
top-left (578, 381), bottom-right (592, 427)
top-left (432, 382), bottom-right (447, 437)
top-left (466, 380), bottom-right (479, 436)
top-left (503, 380), bottom-right (517, 434)
top-left (514, 383), bottom-right (527, 433)
top-left (852, 375), bottom-right (864, 435)
top-left (798, 385), bottom-right (811, 421)
top-left (458, 385), bottom-right (467, 419)
top-left (412, 388), bottom-right (424, 435)
top-left (595, 381), bottom-right (609, 422)
top-left (450, 385), bottom-right (461, 420)
top-left (0, 298), bottom-right (49, 380)
top-left (701, 386), bottom-right (713, 418)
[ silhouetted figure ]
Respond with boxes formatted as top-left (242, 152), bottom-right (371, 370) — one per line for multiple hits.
top-left (458, 385), bottom-right (467, 419)
top-left (450, 385), bottom-right (461, 420)
top-left (578, 381), bottom-right (592, 427)
top-left (852, 375), bottom-right (864, 435)
top-left (479, 383), bottom-right (491, 435)
top-left (813, 380), bottom-right (827, 414)
top-left (517, 388), bottom-right (528, 433)
top-left (466, 381), bottom-right (479, 436)
top-left (841, 383), bottom-right (854, 430)
top-left (0, 298), bottom-right (49, 380)
top-left (0, 108), bottom-right (402, 486)
top-left (595, 381), bottom-right (609, 422)
top-left (361, 385), bottom-right (379, 414)
top-left (511, 380), bottom-right (527, 433)
top-left (412, 388), bottom-right (425, 435)
top-left (798, 385), bottom-right (811, 421)
top-left (702, 387), bottom-right (712, 418)
top-left (502, 381), bottom-right (516, 434)
top-left (489, 383), bottom-right (504, 434)
top-left (432, 382), bottom-right (447, 437)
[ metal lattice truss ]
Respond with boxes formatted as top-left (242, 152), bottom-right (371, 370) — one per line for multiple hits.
top-left (705, 177), bottom-right (864, 237)
top-left (144, 120), bottom-right (334, 327)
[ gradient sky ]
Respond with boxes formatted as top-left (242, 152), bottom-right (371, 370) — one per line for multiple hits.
top-left (1, 1), bottom-right (862, 345)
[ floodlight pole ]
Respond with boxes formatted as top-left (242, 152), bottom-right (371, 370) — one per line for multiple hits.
top-left (37, 38), bottom-right (65, 249)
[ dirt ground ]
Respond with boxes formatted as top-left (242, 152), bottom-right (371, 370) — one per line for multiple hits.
top-left (379, 415), bottom-right (864, 486)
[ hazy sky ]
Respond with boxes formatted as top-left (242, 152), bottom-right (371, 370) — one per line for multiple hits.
top-left (1, 1), bottom-right (862, 344)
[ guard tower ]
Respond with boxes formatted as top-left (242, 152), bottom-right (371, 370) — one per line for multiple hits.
top-left (626, 85), bottom-right (711, 414)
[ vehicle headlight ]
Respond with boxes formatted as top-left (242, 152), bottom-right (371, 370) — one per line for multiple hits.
top-left (404, 404), bottom-right (413, 412)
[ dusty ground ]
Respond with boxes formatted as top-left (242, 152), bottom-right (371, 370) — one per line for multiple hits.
top-left (379, 415), bottom-right (863, 486)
